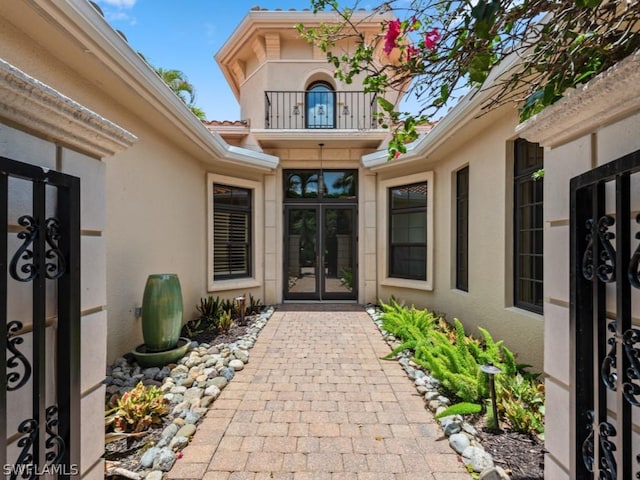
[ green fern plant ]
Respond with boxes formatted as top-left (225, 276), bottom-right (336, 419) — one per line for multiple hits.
top-left (412, 320), bottom-right (487, 402)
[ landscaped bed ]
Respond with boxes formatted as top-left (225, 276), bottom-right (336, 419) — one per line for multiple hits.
top-left (368, 299), bottom-right (545, 479)
top-left (104, 298), bottom-right (544, 479)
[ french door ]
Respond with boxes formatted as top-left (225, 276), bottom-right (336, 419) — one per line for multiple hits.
top-left (284, 205), bottom-right (357, 300)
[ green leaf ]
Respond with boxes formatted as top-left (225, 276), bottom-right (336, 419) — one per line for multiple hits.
top-left (435, 402), bottom-right (483, 419)
top-left (468, 52), bottom-right (492, 84)
top-left (377, 97), bottom-right (395, 112)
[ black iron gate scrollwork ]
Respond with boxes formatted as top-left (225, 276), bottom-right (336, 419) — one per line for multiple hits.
top-left (571, 149), bottom-right (640, 480)
top-left (1, 156), bottom-right (80, 478)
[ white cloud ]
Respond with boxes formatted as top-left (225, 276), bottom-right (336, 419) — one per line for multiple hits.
top-left (96, 0), bottom-right (137, 25)
top-left (99, 0), bottom-right (137, 8)
top-left (107, 11), bottom-right (131, 21)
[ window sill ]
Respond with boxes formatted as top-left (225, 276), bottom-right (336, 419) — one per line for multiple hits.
top-left (208, 278), bottom-right (261, 293)
top-left (504, 306), bottom-right (544, 321)
top-left (380, 277), bottom-right (433, 292)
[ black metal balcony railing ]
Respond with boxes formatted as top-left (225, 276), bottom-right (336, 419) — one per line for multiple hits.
top-left (265, 91), bottom-right (379, 130)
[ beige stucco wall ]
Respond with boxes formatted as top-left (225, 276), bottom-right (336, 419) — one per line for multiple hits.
top-left (240, 60), bottom-right (383, 130)
top-left (373, 109), bottom-right (545, 372)
top-left (528, 113), bottom-right (640, 480)
top-left (517, 51), bottom-right (640, 479)
top-left (0, 4), bottom-right (271, 362)
top-left (102, 118), bottom-right (268, 362)
top-left (0, 107), bottom-right (115, 479)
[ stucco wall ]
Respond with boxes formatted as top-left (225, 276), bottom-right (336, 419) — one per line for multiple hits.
top-left (0, 4), bottom-right (269, 362)
top-left (517, 51), bottom-right (640, 479)
top-left (374, 111), bottom-right (545, 371)
top-left (528, 112), bottom-right (640, 480)
top-left (1, 119), bottom-right (111, 479)
top-left (104, 125), bottom-right (208, 360)
top-left (240, 60), bottom-right (382, 130)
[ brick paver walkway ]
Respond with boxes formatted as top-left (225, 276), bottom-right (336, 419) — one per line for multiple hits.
top-left (167, 306), bottom-right (470, 480)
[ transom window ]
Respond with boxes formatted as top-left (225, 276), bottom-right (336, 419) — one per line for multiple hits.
top-left (306, 81), bottom-right (335, 129)
top-left (514, 138), bottom-right (544, 313)
top-left (284, 170), bottom-right (357, 200)
top-left (389, 182), bottom-right (428, 280)
top-left (213, 184), bottom-right (252, 280)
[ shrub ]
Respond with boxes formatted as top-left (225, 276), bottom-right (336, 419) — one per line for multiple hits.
top-left (376, 298), bottom-right (545, 434)
top-left (183, 295), bottom-right (222, 337)
top-left (379, 298), bottom-right (438, 358)
top-left (414, 320), bottom-right (487, 403)
top-left (218, 309), bottom-right (233, 334)
top-left (197, 295), bottom-right (222, 322)
top-left (105, 382), bottom-right (168, 433)
top-left (246, 293), bottom-right (263, 315)
top-left (497, 373), bottom-right (545, 436)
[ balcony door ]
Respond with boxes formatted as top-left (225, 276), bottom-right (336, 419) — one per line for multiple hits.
top-left (306, 82), bottom-right (335, 129)
top-left (283, 170), bottom-right (357, 301)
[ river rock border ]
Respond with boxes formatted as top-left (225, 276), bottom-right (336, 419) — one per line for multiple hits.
top-left (103, 306), bottom-right (276, 479)
top-left (365, 305), bottom-right (510, 480)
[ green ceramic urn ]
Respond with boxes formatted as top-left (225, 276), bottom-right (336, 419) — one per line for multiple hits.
top-left (141, 274), bottom-right (183, 352)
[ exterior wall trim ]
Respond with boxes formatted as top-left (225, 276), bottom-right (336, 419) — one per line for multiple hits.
top-left (516, 50), bottom-right (640, 147)
top-left (378, 171), bottom-right (435, 291)
top-left (206, 173), bottom-right (265, 293)
top-left (0, 58), bottom-right (137, 158)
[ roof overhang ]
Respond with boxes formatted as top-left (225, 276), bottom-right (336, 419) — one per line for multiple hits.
top-left (1, 0), bottom-right (278, 172)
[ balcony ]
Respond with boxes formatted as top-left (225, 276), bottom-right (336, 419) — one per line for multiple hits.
top-left (264, 90), bottom-right (380, 130)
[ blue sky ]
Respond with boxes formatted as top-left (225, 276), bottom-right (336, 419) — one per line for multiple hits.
top-left (94, 0), bottom-right (338, 121)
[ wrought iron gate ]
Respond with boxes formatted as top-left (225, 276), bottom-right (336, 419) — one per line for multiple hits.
top-left (570, 149), bottom-right (640, 479)
top-left (1, 156), bottom-right (80, 478)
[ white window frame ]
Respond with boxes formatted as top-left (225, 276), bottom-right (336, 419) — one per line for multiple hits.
top-left (378, 171), bottom-right (434, 291)
top-left (207, 173), bottom-right (263, 292)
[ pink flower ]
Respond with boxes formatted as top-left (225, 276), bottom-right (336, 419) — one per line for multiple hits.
top-left (384, 19), bottom-right (402, 55)
top-left (405, 45), bottom-right (420, 62)
top-left (424, 28), bottom-right (440, 50)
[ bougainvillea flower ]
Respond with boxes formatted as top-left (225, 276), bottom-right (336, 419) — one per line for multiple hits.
top-left (405, 45), bottom-right (420, 62)
top-left (384, 19), bottom-right (402, 55)
top-left (424, 28), bottom-right (440, 50)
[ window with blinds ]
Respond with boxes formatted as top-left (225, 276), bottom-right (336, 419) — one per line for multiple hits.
top-left (213, 184), bottom-right (251, 280)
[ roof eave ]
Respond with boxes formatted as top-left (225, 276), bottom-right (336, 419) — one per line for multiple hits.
top-left (31, 0), bottom-right (277, 171)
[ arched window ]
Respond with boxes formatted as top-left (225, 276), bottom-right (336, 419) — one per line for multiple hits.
top-left (306, 81), bottom-right (335, 129)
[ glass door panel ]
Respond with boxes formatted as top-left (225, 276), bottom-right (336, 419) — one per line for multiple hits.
top-left (285, 207), bottom-right (319, 298)
top-left (322, 207), bottom-right (356, 299)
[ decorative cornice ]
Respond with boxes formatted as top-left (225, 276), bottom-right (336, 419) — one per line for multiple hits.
top-left (0, 58), bottom-right (137, 158)
top-left (516, 49), bottom-right (640, 148)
